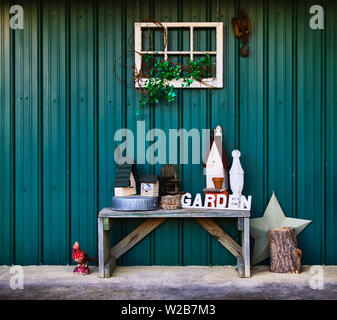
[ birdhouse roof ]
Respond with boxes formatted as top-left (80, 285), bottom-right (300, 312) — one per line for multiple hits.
top-left (203, 129), bottom-right (231, 168)
top-left (140, 174), bottom-right (159, 183)
top-left (114, 163), bottom-right (137, 187)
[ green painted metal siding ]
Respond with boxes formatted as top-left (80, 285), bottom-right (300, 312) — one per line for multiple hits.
top-left (0, 0), bottom-right (336, 265)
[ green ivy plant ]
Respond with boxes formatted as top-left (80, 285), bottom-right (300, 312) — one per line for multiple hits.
top-left (137, 53), bottom-right (213, 115)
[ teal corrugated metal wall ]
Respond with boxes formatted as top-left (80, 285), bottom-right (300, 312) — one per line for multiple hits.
top-left (0, 0), bottom-right (336, 265)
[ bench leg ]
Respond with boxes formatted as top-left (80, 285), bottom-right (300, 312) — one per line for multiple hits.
top-left (242, 217), bottom-right (251, 278)
top-left (236, 218), bottom-right (245, 277)
top-left (237, 256), bottom-right (245, 278)
top-left (98, 217), bottom-right (112, 278)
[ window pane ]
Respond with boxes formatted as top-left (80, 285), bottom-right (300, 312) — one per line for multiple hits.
top-left (169, 55), bottom-right (190, 77)
top-left (141, 54), bottom-right (165, 78)
top-left (167, 28), bottom-right (190, 51)
top-left (141, 27), bottom-right (165, 52)
top-left (191, 54), bottom-right (216, 78)
top-left (193, 28), bottom-right (216, 52)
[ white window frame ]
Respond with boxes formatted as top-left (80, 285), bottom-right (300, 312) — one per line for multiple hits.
top-left (134, 22), bottom-right (223, 88)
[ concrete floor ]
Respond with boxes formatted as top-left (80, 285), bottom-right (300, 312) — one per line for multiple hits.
top-left (0, 265), bottom-right (337, 300)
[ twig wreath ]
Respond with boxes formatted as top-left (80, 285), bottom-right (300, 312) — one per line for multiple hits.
top-left (114, 20), bottom-right (215, 115)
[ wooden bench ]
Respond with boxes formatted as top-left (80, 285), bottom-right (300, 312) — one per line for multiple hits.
top-left (98, 208), bottom-right (251, 278)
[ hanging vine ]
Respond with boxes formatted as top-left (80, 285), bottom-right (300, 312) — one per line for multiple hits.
top-left (138, 54), bottom-right (213, 113)
top-left (114, 19), bottom-right (215, 115)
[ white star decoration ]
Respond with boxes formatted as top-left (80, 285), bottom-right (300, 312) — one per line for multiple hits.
top-left (250, 192), bottom-right (311, 265)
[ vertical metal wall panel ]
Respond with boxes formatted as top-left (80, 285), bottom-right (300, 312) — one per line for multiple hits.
top-left (181, 0), bottom-right (210, 265)
top-left (152, 0), bottom-right (182, 266)
top-left (0, 0), bottom-right (12, 264)
top-left (42, 1), bottom-right (69, 264)
top-left (325, 0), bottom-right (337, 264)
top-left (267, 1), bottom-right (294, 217)
top-left (122, 0), bottom-right (153, 266)
top-left (239, 0), bottom-right (265, 215)
top-left (70, 0), bottom-right (97, 259)
top-left (14, 1), bottom-right (41, 265)
top-left (98, 0), bottom-right (125, 264)
top-left (1, 0), bottom-right (337, 266)
top-left (209, 0), bottom-right (237, 265)
top-left (296, 0), bottom-right (324, 264)
top-left (210, 0), bottom-right (237, 158)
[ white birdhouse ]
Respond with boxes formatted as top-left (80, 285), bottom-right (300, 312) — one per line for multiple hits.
top-left (203, 125), bottom-right (231, 190)
top-left (140, 174), bottom-right (160, 197)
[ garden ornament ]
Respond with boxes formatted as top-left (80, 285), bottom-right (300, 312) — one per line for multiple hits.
top-left (72, 241), bottom-right (97, 275)
top-left (232, 8), bottom-right (251, 56)
top-left (250, 192), bottom-right (311, 265)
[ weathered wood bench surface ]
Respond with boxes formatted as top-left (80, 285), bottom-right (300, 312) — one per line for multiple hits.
top-left (98, 207), bottom-right (251, 278)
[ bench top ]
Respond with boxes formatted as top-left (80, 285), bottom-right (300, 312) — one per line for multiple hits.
top-left (99, 207), bottom-right (250, 218)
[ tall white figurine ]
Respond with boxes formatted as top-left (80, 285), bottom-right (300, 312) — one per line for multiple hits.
top-left (229, 150), bottom-right (244, 199)
top-left (203, 125), bottom-right (231, 190)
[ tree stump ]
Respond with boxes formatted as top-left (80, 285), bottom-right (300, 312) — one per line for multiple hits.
top-left (160, 195), bottom-right (181, 210)
top-left (269, 227), bottom-right (302, 274)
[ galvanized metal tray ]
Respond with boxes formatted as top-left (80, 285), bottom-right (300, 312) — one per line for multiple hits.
top-left (111, 195), bottom-right (159, 211)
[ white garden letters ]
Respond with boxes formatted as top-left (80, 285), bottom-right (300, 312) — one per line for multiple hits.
top-left (181, 192), bottom-right (251, 210)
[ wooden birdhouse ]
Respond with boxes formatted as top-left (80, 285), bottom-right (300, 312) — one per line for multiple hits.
top-left (203, 125), bottom-right (231, 190)
top-left (140, 174), bottom-right (159, 197)
top-left (160, 164), bottom-right (184, 195)
top-left (114, 164), bottom-right (137, 197)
